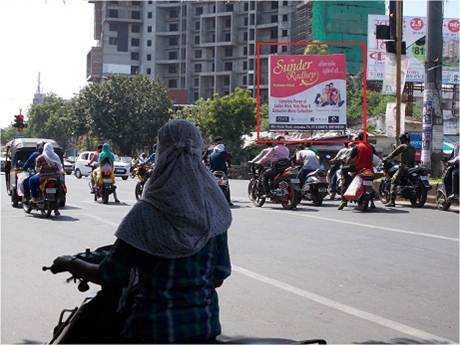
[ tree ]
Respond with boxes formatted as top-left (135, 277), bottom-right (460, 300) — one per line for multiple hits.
top-left (304, 42), bottom-right (329, 55)
top-left (78, 76), bottom-right (172, 155)
top-left (1, 126), bottom-right (18, 145)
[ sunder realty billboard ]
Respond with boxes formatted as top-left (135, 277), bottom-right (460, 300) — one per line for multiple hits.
top-left (269, 54), bottom-right (347, 130)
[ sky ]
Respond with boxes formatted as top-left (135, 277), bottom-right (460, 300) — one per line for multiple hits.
top-left (0, 0), bottom-right (458, 129)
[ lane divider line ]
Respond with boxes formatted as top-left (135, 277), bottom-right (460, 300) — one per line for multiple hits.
top-left (233, 265), bottom-right (456, 344)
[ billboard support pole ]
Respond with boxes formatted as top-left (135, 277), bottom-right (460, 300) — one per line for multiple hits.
top-left (395, 0), bottom-right (403, 140)
top-left (421, 0), bottom-right (443, 176)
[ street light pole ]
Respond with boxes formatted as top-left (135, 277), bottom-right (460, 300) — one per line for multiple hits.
top-left (395, 0), bottom-right (403, 140)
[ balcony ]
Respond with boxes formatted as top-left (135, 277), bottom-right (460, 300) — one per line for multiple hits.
top-left (86, 47), bottom-right (102, 82)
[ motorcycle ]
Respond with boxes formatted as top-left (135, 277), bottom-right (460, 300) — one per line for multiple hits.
top-left (436, 159), bottom-right (459, 211)
top-left (44, 246), bottom-right (326, 344)
top-left (90, 162), bottom-right (117, 204)
top-left (299, 168), bottom-right (329, 206)
top-left (248, 160), bottom-right (301, 210)
top-left (378, 160), bottom-right (431, 207)
top-left (22, 171), bottom-right (65, 218)
top-left (133, 162), bottom-right (153, 200)
top-left (343, 168), bottom-right (376, 212)
top-left (212, 170), bottom-right (231, 204)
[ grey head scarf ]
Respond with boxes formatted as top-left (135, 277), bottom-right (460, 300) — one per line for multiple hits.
top-left (115, 119), bottom-right (232, 258)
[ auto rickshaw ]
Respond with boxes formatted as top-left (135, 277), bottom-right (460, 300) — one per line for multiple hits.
top-left (4, 138), bottom-right (66, 207)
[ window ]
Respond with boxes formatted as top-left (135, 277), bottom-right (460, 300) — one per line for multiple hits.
top-left (194, 78), bottom-right (199, 87)
top-left (270, 45), bottom-right (277, 54)
top-left (169, 23), bottom-right (178, 31)
top-left (243, 61), bottom-right (248, 70)
top-left (148, 1), bottom-right (152, 4)
top-left (243, 75), bottom-right (247, 85)
top-left (223, 76), bottom-right (230, 86)
top-left (109, 23), bottom-right (117, 31)
top-left (211, 63), bottom-right (215, 72)
top-left (195, 35), bottom-right (200, 44)
top-left (224, 17), bottom-right (231, 28)
top-left (282, 1), bottom-right (288, 6)
top-left (224, 62), bottom-right (232, 71)
top-left (250, 1), bottom-right (255, 10)
top-left (211, 49), bottom-right (215, 58)
top-left (249, 74), bottom-right (254, 84)
top-left (249, 44), bottom-right (254, 54)
top-left (282, 29), bottom-right (288, 37)
top-left (131, 66), bottom-right (139, 74)
top-left (168, 79), bottom-right (177, 88)
top-left (109, 1), bottom-right (118, 4)
top-left (147, 54), bottom-right (151, 61)
top-left (131, 52), bottom-right (139, 60)
top-left (168, 51), bottom-right (178, 59)
top-left (147, 12), bottom-right (152, 19)
top-left (243, 31), bottom-right (248, 41)
top-left (244, 2), bottom-right (249, 11)
top-left (244, 17), bottom-right (248, 26)
top-left (147, 25), bottom-right (152, 32)
top-left (108, 9), bottom-right (118, 18)
top-left (224, 32), bottom-right (231, 41)
top-left (271, 15), bottom-right (277, 23)
top-left (131, 38), bottom-right (140, 46)
top-left (147, 40), bottom-right (152, 47)
top-left (146, 68), bottom-right (151, 75)
top-left (195, 21), bottom-right (200, 30)
top-left (195, 7), bottom-right (203, 16)
top-left (243, 46), bottom-right (248, 55)
top-left (250, 14), bottom-right (255, 25)
top-left (270, 28), bottom-right (278, 39)
top-left (225, 3), bottom-right (233, 11)
top-left (225, 47), bottom-right (233, 57)
top-left (195, 64), bottom-right (202, 72)
top-left (211, 5), bottom-right (216, 13)
top-left (170, 9), bottom-right (178, 18)
top-left (282, 14), bottom-right (288, 22)
top-left (249, 29), bottom-right (254, 40)
top-left (195, 50), bottom-right (202, 58)
top-left (132, 24), bottom-right (140, 33)
top-left (271, 1), bottom-right (278, 9)
top-left (194, 92), bottom-right (199, 100)
top-left (109, 37), bottom-right (117, 45)
top-left (181, 63), bottom-right (186, 73)
top-left (281, 45), bottom-right (288, 52)
top-left (169, 37), bottom-right (178, 46)
top-left (249, 59), bottom-right (254, 69)
top-left (132, 1), bottom-right (141, 6)
top-left (131, 11), bottom-right (140, 19)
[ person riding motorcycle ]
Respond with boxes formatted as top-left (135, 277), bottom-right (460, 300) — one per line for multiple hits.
top-left (444, 143), bottom-right (459, 200)
top-left (251, 136), bottom-right (290, 196)
top-left (338, 132), bottom-right (376, 210)
top-left (209, 143), bottom-right (233, 205)
top-left (28, 143), bottom-right (64, 215)
top-left (94, 143), bottom-right (120, 203)
top-left (328, 143), bottom-right (350, 200)
top-left (89, 144), bottom-right (103, 193)
top-left (295, 144), bottom-right (321, 186)
top-left (22, 142), bottom-right (45, 199)
top-left (383, 132), bottom-right (416, 207)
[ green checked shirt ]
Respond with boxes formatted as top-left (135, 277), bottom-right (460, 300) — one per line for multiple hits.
top-left (99, 232), bottom-right (231, 343)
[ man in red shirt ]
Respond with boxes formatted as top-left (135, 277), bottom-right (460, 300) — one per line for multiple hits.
top-left (338, 132), bottom-right (376, 210)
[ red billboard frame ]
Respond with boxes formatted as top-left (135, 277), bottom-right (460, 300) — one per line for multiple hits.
top-left (256, 40), bottom-right (368, 145)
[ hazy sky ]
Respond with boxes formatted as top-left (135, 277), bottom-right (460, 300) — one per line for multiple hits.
top-left (0, 0), bottom-right (458, 128)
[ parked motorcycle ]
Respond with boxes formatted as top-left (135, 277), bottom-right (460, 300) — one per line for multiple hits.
top-left (22, 172), bottom-right (65, 218)
top-left (248, 160), bottom-right (301, 210)
top-left (378, 160), bottom-right (431, 207)
top-left (91, 162), bottom-right (117, 204)
top-left (299, 169), bottom-right (329, 206)
top-left (436, 159), bottom-right (459, 211)
top-left (133, 162), bottom-right (153, 200)
top-left (343, 168), bottom-right (376, 211)
top-left (213, 170), bottom-right (231, 204)
top-left (43, 246), bottom-right (326, 344)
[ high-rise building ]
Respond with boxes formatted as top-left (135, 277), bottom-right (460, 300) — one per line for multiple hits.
top-left (86, 1), bottom-right (383, 103)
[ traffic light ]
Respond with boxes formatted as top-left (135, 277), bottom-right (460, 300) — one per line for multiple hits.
top-left (389, 0), bottom-right (397, 40)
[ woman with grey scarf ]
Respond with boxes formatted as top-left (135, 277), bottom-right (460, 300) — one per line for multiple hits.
top-left (52, 120), bottom-right (232, 343)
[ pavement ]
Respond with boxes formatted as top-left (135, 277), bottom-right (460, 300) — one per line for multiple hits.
top-left (1, 174), bottom-right (459, 344)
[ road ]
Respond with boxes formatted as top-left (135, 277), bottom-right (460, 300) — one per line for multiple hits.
top-left (1, 174), bottom-right (459, 344)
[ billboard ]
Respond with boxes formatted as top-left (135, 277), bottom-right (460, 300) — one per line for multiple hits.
top-left (367, 15), bottom-right (460, 84)
top-left (269, 54), bottom-right (347, 131)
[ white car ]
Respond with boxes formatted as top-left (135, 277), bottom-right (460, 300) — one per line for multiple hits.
top-left (74, 151), bottom-right (130, 180)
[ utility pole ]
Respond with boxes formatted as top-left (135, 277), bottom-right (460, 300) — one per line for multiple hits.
top-left (421, 0), bottom-right (443, 176)
top-left (395, 0), bottom-right (403, 139)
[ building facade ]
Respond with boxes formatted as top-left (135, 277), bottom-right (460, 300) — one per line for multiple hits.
top-left (86, 0), bottom-right (383, 103)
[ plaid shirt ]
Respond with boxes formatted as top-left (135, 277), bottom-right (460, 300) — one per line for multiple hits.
top-left (99, 232), bottom-right (231, 343)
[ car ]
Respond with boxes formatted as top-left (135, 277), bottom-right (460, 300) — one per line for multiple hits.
top-left (74, 151), bottom-right (130, 180)
top-left (63, 159), bottom-right (74, 175)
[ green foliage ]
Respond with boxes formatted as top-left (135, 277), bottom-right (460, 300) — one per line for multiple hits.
top-left (77, 75), bottom-right (172, 155)
top-left (304, 42), bottom-right (329, 55)
top-left (1, 126), bottom-right (19, 145)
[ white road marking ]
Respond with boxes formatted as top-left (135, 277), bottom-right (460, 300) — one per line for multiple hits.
top-left (233, 265), bottom-right (456, 344)
top-left (233, 207), bottom-right (459, 242)
top-left (84, 213), bottom-right (119, 227)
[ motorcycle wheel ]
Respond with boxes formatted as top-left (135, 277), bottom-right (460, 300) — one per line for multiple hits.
top-left (379, 181), bottom-right (391, 204)
top-left (102, 193), bottom-right (109, 204)
top-left (280, 185), bottom-right (297, 210)
top-left (410, 181), bottom-right (427, 208)
top-left (248, 179), bottom-right (265, 207)
top-left (41, 204), bottom-right (53, 218)
top-left (135, 182), bottom-right (143, 200)
top-left (311, 194), bottom-right (323, 206)
top-left (23, 200), bottom-right (32, 214)
top-left (357, 194), bottom-right (370, 212)
top-left (436, 190), bottom-right (451, 211)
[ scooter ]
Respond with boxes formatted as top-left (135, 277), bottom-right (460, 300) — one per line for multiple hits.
top-left (90, 162), bottom-right (118, 204)
top-left (436, 159), bottom-right (459, 211)
top-left (300, 169), bottom-right (329, 206)
top-left (213, 170), bottom-right (231, 204)
top-left (43, 246), bottom-right (327, 344)
top-left (343, 168), bottom-right (376, 212)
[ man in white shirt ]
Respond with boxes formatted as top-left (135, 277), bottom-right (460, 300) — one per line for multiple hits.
top-left (296, 145), bottom-right (321, 185)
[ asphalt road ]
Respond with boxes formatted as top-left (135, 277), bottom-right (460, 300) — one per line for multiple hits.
top-left (1, 174), bottom-right (459, 344)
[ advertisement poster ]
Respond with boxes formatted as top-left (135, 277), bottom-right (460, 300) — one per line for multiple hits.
top-left (385, 102), bottom-right (406, 137)
top-left (269, 54), bottom-right (347, 131)
top-left (367, 15), bottom-right (460, 84)
top-left (382, 53), bottom-right (410, 95)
